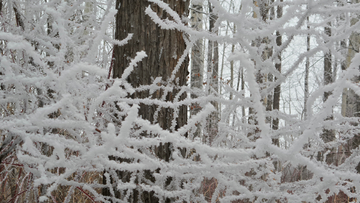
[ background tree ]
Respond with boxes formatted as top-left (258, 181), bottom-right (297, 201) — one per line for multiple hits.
top-left (318, 21), bottom-right (336, 164)
top-left (190, 0), bottom-right (204, 140)
top-left (342, 0), bottom-right (360, 173)
top-left (206, 0), bottom-right (219, 145)
top-left (272, 0), bottom-right (282, 148)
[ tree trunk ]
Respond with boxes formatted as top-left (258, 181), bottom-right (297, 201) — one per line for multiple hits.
top-left (272, 0), bottom-right (282, 155)
top-left (108, 0), bottom-right (189, 202)
top-left (190, 1), bottom-right (203, 140)
top-left (230, 42), bottom-right (235, 126)
top-left (343, 0), bottom-right (360, 172)
top-left (304, 15), bottom-right (310, 120)
top-left (248, 0), bottom-right (270, 136)
top-left (206, 1), bottom-right (218, 145)
top-left (318, 22), bottom-right (336, 164)
top-left (113, 0), bottom-right (188, 140)
top-left (266, 0), bottom-right (275, 126)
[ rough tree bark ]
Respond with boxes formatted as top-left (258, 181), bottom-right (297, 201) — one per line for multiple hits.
top-left (107, 0), bottom-right (189, 202)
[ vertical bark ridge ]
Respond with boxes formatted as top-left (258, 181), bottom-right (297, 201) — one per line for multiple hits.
top-left (107, 0), bottom-right (189, 202)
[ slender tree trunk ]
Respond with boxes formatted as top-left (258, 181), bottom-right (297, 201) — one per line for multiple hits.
top-left (338, 1), bottom-right (347, 167)
top-left (241, 66), bottom-right (245, 121)
top-left (323, 25), bottom-right (333, 104)
top-left (304, 15), bottom-right (310, 120)
top-left (265, 1), bottom-right (275, 126)
top-left (318, 22), bottom-right (336, 164)
top-left (206, 1), bottom-right (218, 145)
top-left (269, 0), bottom-right (282, 172)
top-left (190, 1), bottom-right (203, 140)
top-left (230, 43), bottom-right (235, 125)
top-left (248, 0), bottom-right (266, 135)
top-left (341, 38), bottom-right (348, 117)
top-left (272, 0), bottom-right (282, 147)
top-left (220, 2), bottom-right (235, 125)
top-left (109, 0), bottom-right (189, 202)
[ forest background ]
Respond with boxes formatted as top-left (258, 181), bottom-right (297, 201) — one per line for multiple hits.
top-left (1, 0), bottom-right (360, 202)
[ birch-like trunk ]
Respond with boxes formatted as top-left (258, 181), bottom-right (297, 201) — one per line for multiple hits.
top-left (272, 0), bottom-right (282, 144)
